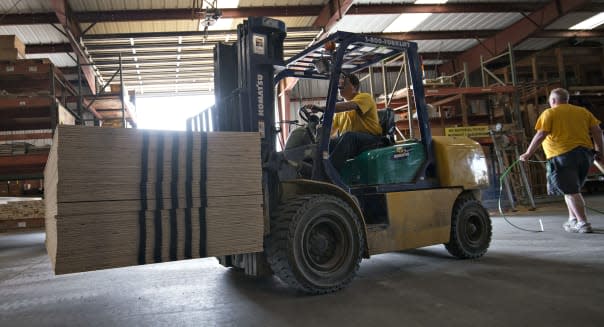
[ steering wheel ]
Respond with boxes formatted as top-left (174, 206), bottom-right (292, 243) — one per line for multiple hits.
top-left (299, 104), bottom-right (324, 123)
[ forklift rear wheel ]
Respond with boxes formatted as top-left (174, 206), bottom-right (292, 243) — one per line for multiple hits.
top-left (266, 194), bottom-right (364, 294)
top-left (445, 196), bottom-right (492, 259)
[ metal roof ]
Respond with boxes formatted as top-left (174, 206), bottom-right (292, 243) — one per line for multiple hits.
top-left (514, 38), bottom-right (564, 51)
top-left (25, 52), bottom-right (76, 67)
top-left (0, 0), bottom-right (52, 13)
top-left (415, 12), bottom-right (523, 31)
top-left (0, 24), bottom-right (68, 44)
top-left (0, 0), bottom-right (602, 95)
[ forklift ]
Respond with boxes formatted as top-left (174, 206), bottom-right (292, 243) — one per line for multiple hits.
top-left (206, 17), bottom-right (491, 294)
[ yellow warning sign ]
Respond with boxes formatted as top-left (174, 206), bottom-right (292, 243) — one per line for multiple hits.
top-left (444, 126), bottom-right (490, 137)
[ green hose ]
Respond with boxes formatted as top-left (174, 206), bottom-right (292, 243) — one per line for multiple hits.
top-left (498, 159), bottom-right (544, 232)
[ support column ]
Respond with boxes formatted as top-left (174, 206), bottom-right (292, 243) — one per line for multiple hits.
top-left (555, 48), bottom-right (566, 88)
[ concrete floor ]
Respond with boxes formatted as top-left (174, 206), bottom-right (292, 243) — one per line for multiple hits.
top-left (1, 196), bottom-right (604, 327)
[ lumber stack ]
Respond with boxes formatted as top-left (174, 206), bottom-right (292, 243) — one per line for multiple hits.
top-left (0, 35), bottom-right (26, 61)
top-left (0, 199), bottom-right (45, 232)
top-left (44, 125), bottom-right (264, 274)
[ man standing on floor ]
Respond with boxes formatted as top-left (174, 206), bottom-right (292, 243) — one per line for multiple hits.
top-left (520, 88), bottom-right (604, 233)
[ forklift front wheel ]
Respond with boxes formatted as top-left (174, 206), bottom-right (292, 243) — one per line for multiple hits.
top-left (445, 196), bottom-right (492, 259)
top-left (266, 194), bottom-right (364, 294)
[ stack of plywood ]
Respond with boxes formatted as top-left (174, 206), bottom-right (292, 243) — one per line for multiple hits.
top-left (44, 125), bottom-right (264, 275)
top-left (0, 35), bottom-right (26, 61)
top-left (0, 199), bottom-right (44, 232)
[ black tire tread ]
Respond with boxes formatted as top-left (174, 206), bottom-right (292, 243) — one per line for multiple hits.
top-left (445, 195), bottom-right (492, 259)
top-left (265, 195), bottom-right (363, 294)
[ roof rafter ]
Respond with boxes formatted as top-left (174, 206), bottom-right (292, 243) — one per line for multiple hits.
top-left (313, 0), bottom-right (354, 31)
top-left (445, 0), bottom-right (595, 74)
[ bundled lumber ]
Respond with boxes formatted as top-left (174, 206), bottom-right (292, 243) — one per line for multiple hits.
top-left (0, 199), bottom-right (44, 232)
top-left (44, 125), bottom-right (264, 274)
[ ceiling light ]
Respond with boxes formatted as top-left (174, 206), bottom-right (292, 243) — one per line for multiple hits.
top-left (570, 13), bottom-right (604, 30)
top-left (383, 13), bottom-right (432, 32)
top-left (132, 48), bottom-right (136, 54)
top-left (129, 38), bottom-right (134, 46)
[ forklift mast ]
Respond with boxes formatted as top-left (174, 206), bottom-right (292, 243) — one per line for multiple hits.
top-left (212, 17), bottom-right (285, 137)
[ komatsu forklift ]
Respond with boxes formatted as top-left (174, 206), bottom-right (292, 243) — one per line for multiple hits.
top-left (209, 17), bottom-right (491, 294)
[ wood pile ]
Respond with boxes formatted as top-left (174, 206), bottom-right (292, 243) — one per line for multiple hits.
top-left (0, 35), bottom-right (26, 61)
top-left (44, 125), bottom-right (264, 274)
top-left (0, 199), bottom-right (44, 232)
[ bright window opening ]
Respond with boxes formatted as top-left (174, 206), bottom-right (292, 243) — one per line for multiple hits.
top-left (136, 95), bottom-right (214, 131)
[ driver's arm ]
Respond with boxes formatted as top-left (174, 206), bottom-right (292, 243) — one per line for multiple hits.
top-left (334, 101), bottom-right (359, 113)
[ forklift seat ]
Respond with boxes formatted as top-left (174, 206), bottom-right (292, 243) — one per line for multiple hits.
top-left (378, 108), bottom-right (395, 146)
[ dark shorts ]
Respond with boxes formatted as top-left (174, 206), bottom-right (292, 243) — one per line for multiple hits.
top-left (546, 146), bottom-right (593, 195)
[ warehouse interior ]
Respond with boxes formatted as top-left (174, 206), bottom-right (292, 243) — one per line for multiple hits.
top-left (1, 0), bottom-right (604, 325)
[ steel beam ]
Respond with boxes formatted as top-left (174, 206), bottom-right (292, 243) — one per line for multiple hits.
top-left (0, 13), bottom-right (58, 25)
top-left (74, 6), bottom-right (321, 22)
top-left (81, 27), bottom-right (319, 40)
top-left (50, 0), bottom-right (98, 93)
top-left (25, 43), bottom-right (72, 54)
top-left (313, 0), bottom-right (354, 31)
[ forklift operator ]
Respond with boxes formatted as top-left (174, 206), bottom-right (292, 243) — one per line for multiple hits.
top-left (329, 73), bottom-right (382, 171)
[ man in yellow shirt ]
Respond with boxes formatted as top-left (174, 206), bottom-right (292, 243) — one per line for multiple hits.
top-left (520, 88), bottom-right (604, 233)
top-left (328, 73), bottom-right (382, 171)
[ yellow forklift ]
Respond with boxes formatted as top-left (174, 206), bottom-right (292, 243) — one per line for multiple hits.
top-left (204, 17), bottom-right (491, 294)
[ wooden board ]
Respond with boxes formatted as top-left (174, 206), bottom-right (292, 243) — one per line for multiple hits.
top-left (44, 125), bottom-right (264, 275)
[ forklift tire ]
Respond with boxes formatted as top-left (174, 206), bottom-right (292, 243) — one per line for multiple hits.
top-left (265, 194), bottom-right (364, 294)
top-left (445, 196), bottom-right (492, 259)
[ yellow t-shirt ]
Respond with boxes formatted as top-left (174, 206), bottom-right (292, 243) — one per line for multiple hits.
top-left (332, 92), bottom-right (382, 136)
top-left (535, 103), bottom-right (600, 158)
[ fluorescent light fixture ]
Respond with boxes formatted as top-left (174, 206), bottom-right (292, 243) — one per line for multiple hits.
top-left (384, 13), bottom-right (432, 32)
top-left (384, 0), bottom-right (448, 32)
top-left (570, 13), bottom-right (604, 30)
